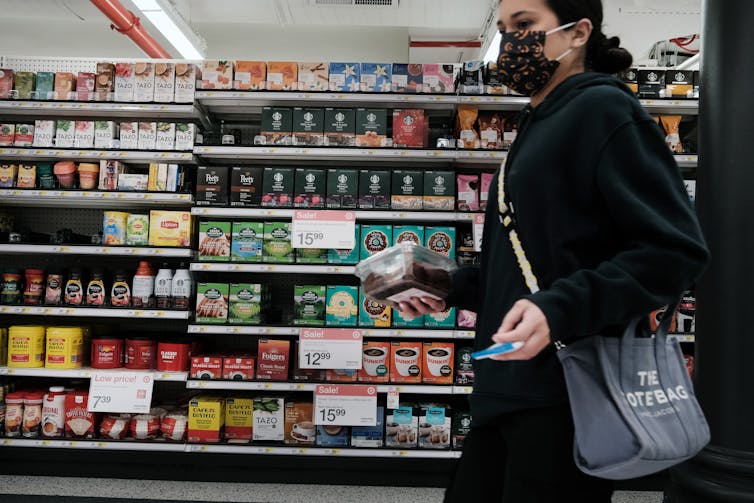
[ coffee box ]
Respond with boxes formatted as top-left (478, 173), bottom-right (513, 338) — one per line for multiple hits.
top-left (329, 62), bottom-right (361, 92)
top-left (54, 72), bottom-right (76, 100)
top-left (359, 289), bottom-right (391, 328)
top-left (33, 120), bottom-right (55, 148)
top-left (263, 221), bottom-right (294, 263)
top-left (425, 226), bottom-right (456, 258)
top-left (325, 368), bottom-right (358, 383)
top-left (261, 107), bottom-right (293, 146)
top-left (234, 61), bottom-right (266, 90)
top-left (480, 173), bottom-right (494, 211)
top-left (262, 167), bottom-right (294, 207)
top-left (328, 224), bottom-right (360, 265)
top-left (456, 174), bottom-right (480, 212)
top-left (296, 247), bottom-right (327, 264)
top-left (230, 166), bottom-right (263, 207)
top-left (228, 284), bottom-right (263, 325)
top-left (292, 108), bottom-right (324, 146)
top-left (195, 283), bottom-right (229, 324)
top-left (223, 356), bottom-right (256, 380)
top-left (355, 108), bottom-right (388, 147)
top-left (358, 170), bottom-right (390, 209)
top-left (484, 61), bottom-right (507, 95)
top-left (619, 68), bottom-right (639, 94)
top-left (457, 309), bottom-right (477, 328)
top-left (390, 170), bottom-right (423, 210)
top-left (425, 307), bottom-right (457, 329)
top-left (188, 395), bottom-right (225, 443)
top-left (298, 62), bottom-right (329, 91)
top-left (326, 169), bottom-right (358, 208)
top-left (73, 121), bottom-right (94, 149)
top-left (423, 64), bottom-right (457, 94)
top-left (252, 397), bottom-right (285, 441)
top-left (390, 342), bottom-right (422, 383)
top-left (35, 72), bottom-right (55, 100)
top-left (358, 340), bottom-right (391, 383)
top-left (14, 72), bottom-right (35, 100)
top-left (231, 222), bottom-right (264, 262)
top-left (114, 63), bottom-right (134, 102)
top-left (665, 69), bottom-right (694, 98)
top-left (94, 63), bottom-right (114, 101)
top-left (200, 60), bottom-right (233, 90)
top-left (422, 342), bottom-right (454, 385)
top-left (392, 109), bottom-right (426, 148)
top-left (316, 425), bottom-right (350, 447)
top-left (423, 171), bottom-right (455, 210)
top-left (294, 285), bottom-right (327, 326)
top-left (638, 69), bottom-right (665, 99)
top-left (196, 166), bottom-right (230, 206)
top-left (392, 304), bottom-right (424, 328)
top-left (292, 341), bottom-right (327, 382)
top-left (455, 346), bottom-right (474, 385)
top-left (266, 62), bottom-right (298, 91)
top-left (452, 410), bottom-right (472, 450)
top-left (323, 108), bottom-right (356, 147)
top-left (137, 121), bottom-right (156, 150)
top-left (156, 122), bottom-right (175, 150)
top-left (385, 404), bottom-right (418, 448)
top-left (326, 285), bottom-right (359, 327)
top-left (693, 70), bottom-right (700, 98)
top-left (418, 404), bottom-right (451, 449)
top-left (153, 63), bottom-right (175, 102)
top-left (392, 225), bottom-right (424, 247)
top-left (459, 61), bottom-right (485, 95)
top-left (391, 63), bottom-right (423, 93)
top-left (199, 221), bottom-right (231, 262)
top-left (224, 397), bottom-right (254, 441)
top-left (351, 406), bottom-right (384, 447)
top-left (257, 339), bottom-right (290, 381)
top-left (174, 63), bottom-right (198, 102)
top-left (285, 401), bottom-right (315, 445)
top-left (650, 306), bottom-right (678, 333)
top-left (294, 168), bottom-right (326, 208)
top-left (360, 224), bottom-right (392, 258)
top-left (360, 63), bottom-right (392, 93)
top-left (118, 121), bottom-right (138, 150)
top-left (93, 121), bottom-right (117, 149)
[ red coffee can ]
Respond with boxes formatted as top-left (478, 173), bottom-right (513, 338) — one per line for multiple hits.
top-left (157, 341), bottom-right (190, 372)
top-left (125, 337), bottom-right (156, 370)
top-left (91, 337), bottom-right (124, 369)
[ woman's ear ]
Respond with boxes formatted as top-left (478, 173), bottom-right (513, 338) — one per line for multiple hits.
top-left (570, 18), bottom-right (594, 48)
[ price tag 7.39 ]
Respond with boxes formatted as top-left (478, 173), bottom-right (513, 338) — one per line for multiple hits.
top-left (292, 210), bottom-right (356, 250)
top-left (314, 384), bottom-right (377, 426)
top-left (88, 371), bottom-right (154, 413)
top-left (299, 328), bottom-right (363, 369)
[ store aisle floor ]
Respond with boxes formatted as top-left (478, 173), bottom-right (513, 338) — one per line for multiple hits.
top-left (0, 476), bottom-right (662, 502)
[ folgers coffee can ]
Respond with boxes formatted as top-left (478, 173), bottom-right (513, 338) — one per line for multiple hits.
top-left (91, 337), bottom-right (124, 369)
top-left (125, 337), bottom-right (156, 370)
top-left (157, 341), bottom-right (190, 372)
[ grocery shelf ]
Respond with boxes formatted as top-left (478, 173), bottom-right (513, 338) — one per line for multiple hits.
top-left (191, 207), bottom-right (481, 223)
top-left (0, 305), bottom-right (191, 319)
top-left (188, 325), bottom-right (300, 335)
top-left (0, 189), bottom-right (193, 209)
top-left (0, 147), bottom-right (195, 163)
top-left (452, 386), bottom-right (473, 395)
top-left (187, 325), bottom-right (475, 339)
top-left (639, 99), bottom-right (699, 115)
top-left (457, 95), bottom-right (532, 110)
top-left (674, 154), bottom-right (698, 168)
top-left (0, 367), bottom-right (188, 382)
top-left (186, 444), bottom-right (462, 458)
top-left (0, 100), bottom-right (200, 120)
top-left (0, 438), bottom-right (186, 452)
top-left (190, 263), bottom-right (356, 275)
top-left (0, 244), bottom-right (192, 258)
top-left (186, 380), bottom-right (457, 394)
top-left (671, 334), bottom-right (696, 343)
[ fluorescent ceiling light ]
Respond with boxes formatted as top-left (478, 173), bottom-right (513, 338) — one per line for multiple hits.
top-left (132, 0), bottom-right (160, 10)
top-left (133, 0), bottom-right (206, 60)
top-left (483, 31), bottom-right (501, 63)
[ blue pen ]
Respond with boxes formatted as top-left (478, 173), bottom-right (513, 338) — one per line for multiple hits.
top-left (471, 341), bottom-right (525, 360)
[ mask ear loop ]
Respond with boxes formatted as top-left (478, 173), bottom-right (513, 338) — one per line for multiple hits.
top-left (547, 21), bottom-right (578, 62)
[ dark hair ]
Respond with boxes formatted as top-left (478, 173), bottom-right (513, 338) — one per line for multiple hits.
top-left (545, 0), bottom-right (633, 74)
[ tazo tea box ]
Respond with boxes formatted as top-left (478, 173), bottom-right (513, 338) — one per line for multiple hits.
top-left (328, 224), bottom-right (360, 265)
top-left (392, 63), bottom-right (423, 93)
top-left (153, 63), bottom-right (175, 102)
top-left (223, 357), bottom-right (255, 381)
top-left (54, 72), bottom-right (76, 100)
top-left (199, 221), bottom-right (231, 262)
top-left (94, 121), bottom-right (117, 149)
top-left (114, 63), bottom-right (134, 102)
top-left (355, 108), bottom-right (388, 147)
top-left (76, 72), bottom-right (96, 101)
top-left (234, 61), bottom-right (266, 90)
top-left (324, 108), bottom-right (356, 147)
top-left (263, 222), bottom-right (294, 263)
top-left (391, 170), bottom-right (424, 210)
top-left (358, 170), bottom-right (390, 209)
top-left (285, 401), bottom-right (315, 445)
top-left (294, 168), bottom-right (325, 208)
top-left (262, 167), bottom-right (293, 207)
top-left (261, 107), bottom-right (293, 146)
top-left (231, 222), bottom-right (264, 262)
top-left (292, 108), bottom-right (324, 146)
top-left (225, 397), bottom-right (254, 441)
top-left (73, 121), bottom-right (94, 149)
top-left (358, 340), bottom-right (390, 383)
top-left (253, 397), bottom-right (285, 442)
top-left (298, 62), bottom-right (329, 91)
top-left (418, 404), bottom-right (451, 450)
top-left (638, 69), bottom-right (665, 99)
top-left (425, 226), bottom-right (456, 258)
top-left (385, 404), bottom-right (418, 448)
top-left (422, 342), bottom-right (454, 385)
top-left (119, 121), bottom-right (138, 150)
top-left (425, 307), bottom-right (457, 329)
top-left (55, 120), bottom-right (75, 148)
top-left (360, 224), bottom-right (392, 258)
top-left (423, 64), bottom-right (457, 94)
top-left (257, 339), bottom-right (290, 381)
top-left (292, 341), bottom-right (326, 382)
top-left (423, 171), bottom-right (455, 211)
top-left (195, 283), bottom-right (229, 324)
top-left (266, 62), bottom-right (298, 91)
top-left (326, 169), bottom-right (358, 208)
top-left (326, 285), bottom-right (359, 327)
top-left (390, 342), bottom-right (422, 383)
top-left (360, 63), bottom-right (392, 93)
top-left (174, 63), bottom-right (198, 102)
top-left (175, 123), bottom-right (196, 151)
top-left (196, 166), bottom-right (230, 206)
top-left (665, 70), bottom-right (694, 98)
top-left (359, 288), bottom-right (391, 328)
top-left (134, 62), bottom-right (155, 102)
top-left (351, 406), bottom-right (384, 447)
top-left (156, 122), bottom-right (176, 150)
top-left (137, 121), bottom-right (157, 151)
top-left (294, 285), bottom-right (326, 326)
top-left (200, 60), bottom-right (233, 90)
top-left (329, 62), bottom-right (361, 92)
top-left (188, 396), bottom-right (225, 443)
top-left (228, 283), bottom-right (263, 325)
top-left (95, 63), bottom-right (115, 101)
top-left (32, 120), bottom-right (55, 148)
top-left (392, 109), bottom-right (426, 148)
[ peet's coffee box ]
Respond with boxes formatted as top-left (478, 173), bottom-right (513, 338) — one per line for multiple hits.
top-left (261, 107), bottom-right (293, 146)
top-left (665, 70), bottom-right (694, 98)
top-left (355, 108), bottom-right (388, 148)
top-left (326, 169), bottom-right (358, 208)
top-left (196, 166), bottom-right (229, 206)
top-left (230, 166), bottom-right (263, 207)
top-left (423, 171), bottom-right (455, 211)
top-left (358, 169), bottom-right (390, 209)
top-left (324, 108), bottom-right (356, 147)
top-left (638, 69), bottom-right (665, 98)
top-left (292, 107), bottom-right (324, 146)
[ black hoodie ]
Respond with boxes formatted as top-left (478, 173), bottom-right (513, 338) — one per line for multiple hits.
top-left (446, 72), bottom-right (710, 426)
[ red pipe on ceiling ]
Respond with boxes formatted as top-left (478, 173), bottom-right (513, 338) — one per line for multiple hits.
top-left (90, 0), bottom-right (173, 58)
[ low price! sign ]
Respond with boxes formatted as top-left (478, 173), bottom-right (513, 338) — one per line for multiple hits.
top-left (88, 372), bottom-right (154, 413)
top-left (292, 210), bottom-right (356, 250)
top-left (314, 384), bottom-right (378, 426)
top-left (299, 328), bottom-right (363, 369)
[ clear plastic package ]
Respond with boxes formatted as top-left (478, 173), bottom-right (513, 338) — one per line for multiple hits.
top-left (354, 243), bottom-right (457, 307)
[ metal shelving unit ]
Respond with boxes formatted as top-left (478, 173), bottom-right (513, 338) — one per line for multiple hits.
top-left (0, 306), bottom-right (191, 319)
top-left (191, 207), bottom-right (481, 222)
top-left (0, 147), bottom-right (195, 163)
top-left (0, 189), bottom-right (193, 209)
top-left (186, 380), bottom-right (459, 394)
top-left (0, 244), bottom-right (192, 258)
top-left (0, 367), bottom-right (187, 382)
top-left (187, 325), bottom-right (475, 339)
top-left (190, 263), bottom-right (356, 275)
top-left (0, 100), bottom-right (201, 120)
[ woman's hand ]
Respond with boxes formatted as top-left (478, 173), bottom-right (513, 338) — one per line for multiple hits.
top-left (490, 299), bottom-right (551, 361)
top-left (396, 297), bottom-right (446, 320)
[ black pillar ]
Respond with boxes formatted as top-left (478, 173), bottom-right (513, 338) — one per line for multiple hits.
top-left (669, 0), bottom-right (754, 501)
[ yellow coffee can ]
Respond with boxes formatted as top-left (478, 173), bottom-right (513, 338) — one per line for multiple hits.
top-left (45, 326), bottom-right (84, 369)
top-left (8, 326), bottom-right (45, 368)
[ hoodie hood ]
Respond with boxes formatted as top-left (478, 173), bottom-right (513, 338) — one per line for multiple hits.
top-left (533, 72), bottom-right (635, 119)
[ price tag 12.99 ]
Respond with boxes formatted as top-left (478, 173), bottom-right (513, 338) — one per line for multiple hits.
top-left (314, 384), bottom-right (378, 426)
top-left (292, 210), bottom-right (356, 250)
top-left (299, 328), bottom-right (363, 369)
top-left (472, 213), bottom-right (485, 252)
top-left (88, 372), bottom-right (154, 413)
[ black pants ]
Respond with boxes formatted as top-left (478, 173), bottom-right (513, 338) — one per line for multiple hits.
top-left (445, 404), bottom-right (614, 503)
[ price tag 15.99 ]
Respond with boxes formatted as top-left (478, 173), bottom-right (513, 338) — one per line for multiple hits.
top-left (88, 372), bottom-right (154, 413)
top-left (314, 384), bottom-right (378, 426)
top-left (472, 213), bottom-right (485, 252)
top-left (292, 210), bottom-right (356, 249)
top-left (299, 328), bottom-right (363, 369)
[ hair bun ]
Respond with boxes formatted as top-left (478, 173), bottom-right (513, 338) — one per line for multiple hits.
top-left (592, 34), bottom-right (633, 74)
